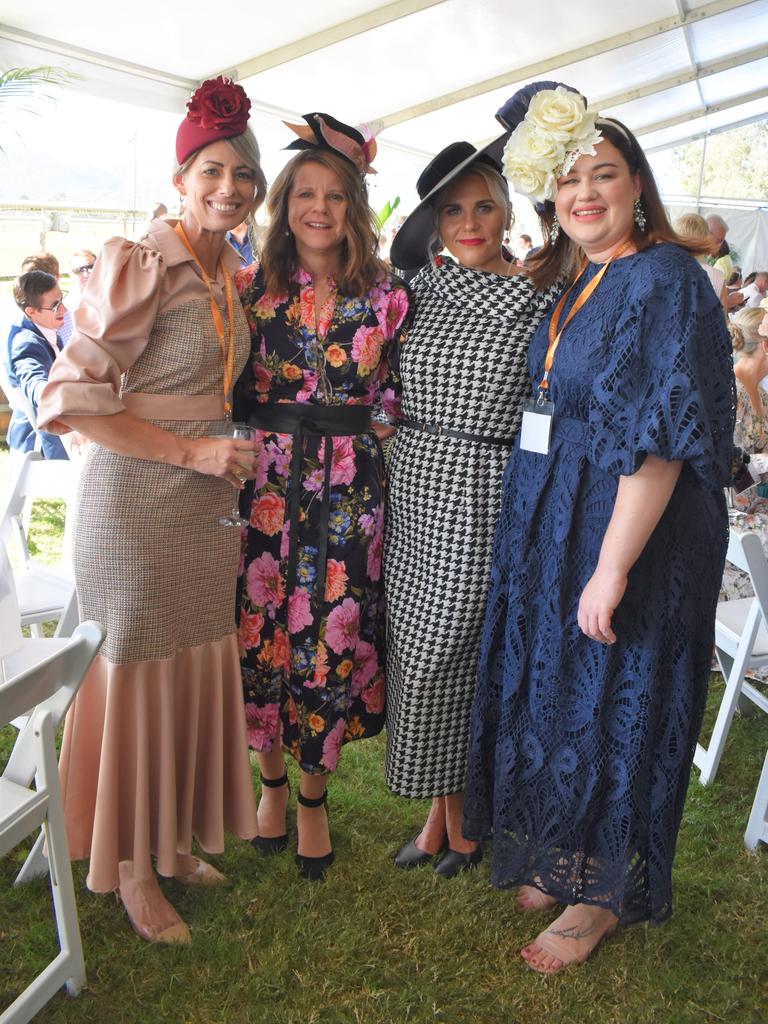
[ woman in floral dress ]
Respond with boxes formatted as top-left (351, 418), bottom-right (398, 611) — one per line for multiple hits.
top-left (235, 113), bottom-right (408, 879)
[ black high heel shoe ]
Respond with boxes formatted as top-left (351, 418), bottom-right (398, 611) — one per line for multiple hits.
top-left (433, 845), bottom-right (483, 878)
top-left (295, 790), bottom-right (334, 881)
top-left (250, 772), bottom-right (289, 856)
top-left (393, 836), bottom-right (448, 869)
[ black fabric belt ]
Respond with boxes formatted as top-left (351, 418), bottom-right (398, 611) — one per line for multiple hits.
top-left (247, 403), bottom-right (373, 619)
top-left (398, 418), bottom-right (514, 448)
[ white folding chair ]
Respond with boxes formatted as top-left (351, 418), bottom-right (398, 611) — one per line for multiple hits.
top-left (0, 596), bottom-right (104, 1024)
top-left (745, 751), bottom-right (768, 851)
top-left (0, 451), bottom-right (79, 638)
top-left (695, 528), bottom-right (768, 786)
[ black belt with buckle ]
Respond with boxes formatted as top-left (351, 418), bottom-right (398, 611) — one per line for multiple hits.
top-left (398, 418), bottom-right (514, 448)
top-left (247, 402), bottom-right (372, 622)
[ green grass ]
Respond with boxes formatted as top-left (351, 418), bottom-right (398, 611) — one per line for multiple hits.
top-left (1, 448), bottom-right (768, 1023)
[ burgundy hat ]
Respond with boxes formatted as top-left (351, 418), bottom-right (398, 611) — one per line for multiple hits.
top-left (176, 76), bottom-right (252, 165)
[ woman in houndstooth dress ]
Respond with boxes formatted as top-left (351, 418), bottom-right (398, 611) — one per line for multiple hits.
top-left (385, 141), bottom-right (558, 877)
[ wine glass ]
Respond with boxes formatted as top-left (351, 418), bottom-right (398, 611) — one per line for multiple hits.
top-left (209, 421), bottom-right (253, 527)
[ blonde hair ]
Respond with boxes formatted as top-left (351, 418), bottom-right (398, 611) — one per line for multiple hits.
top-left (429, 164), bottom-right (513, 271)
top-left (673, 213), bottom-right (717, 255)
top-left (174, 131), bottom-right (267, 212)
top-left (731, 307), bottom-right (766, 356)
top-left (261, 150), bottom-right (388, 297)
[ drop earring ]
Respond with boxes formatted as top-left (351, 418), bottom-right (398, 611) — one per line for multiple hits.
top-left (633, 197), bottom-right (647, 232)
top-left (549, 214), bottom-right (560, 245)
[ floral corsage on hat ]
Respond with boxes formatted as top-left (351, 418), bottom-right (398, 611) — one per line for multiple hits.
top-left (176, 76), bottom-right (252, 164)
top-left (502, 86), bottom-right (602, 205)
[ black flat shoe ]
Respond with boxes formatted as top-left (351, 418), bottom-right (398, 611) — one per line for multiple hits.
top-left (295, 790), bottom-right (334, 881)
top-left (433, 846), bottom-right (483, 879)
top-left (251, 772), bottom-right (289, 856)
top-left (393, 837), bottom-right (446, 869)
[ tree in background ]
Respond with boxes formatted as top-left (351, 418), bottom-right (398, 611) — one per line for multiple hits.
top-left (0, 66), bottom-right (76, 153)
top-left (671, 122), bottom-right (768, 200)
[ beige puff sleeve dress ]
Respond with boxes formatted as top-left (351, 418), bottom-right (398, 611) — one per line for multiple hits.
top-left (38, 219), bottom-right (258, 892)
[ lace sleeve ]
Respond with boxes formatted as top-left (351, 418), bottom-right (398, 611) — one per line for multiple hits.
top-left (587, 253), bottom-right (735, 487)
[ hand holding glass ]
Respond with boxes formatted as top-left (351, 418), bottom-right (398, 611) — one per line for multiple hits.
top-left (209, 421), bottom-right (254, 527)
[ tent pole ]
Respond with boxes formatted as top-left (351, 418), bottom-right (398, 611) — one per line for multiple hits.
top-left (696, 135), bottom-right (709, 212)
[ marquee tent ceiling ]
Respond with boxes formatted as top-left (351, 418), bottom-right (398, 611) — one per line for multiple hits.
top-left (1, 0), bottom-right (767, 185)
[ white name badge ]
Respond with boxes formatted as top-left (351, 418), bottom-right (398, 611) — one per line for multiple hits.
top-left (520, 397), bottom-right (554, 455)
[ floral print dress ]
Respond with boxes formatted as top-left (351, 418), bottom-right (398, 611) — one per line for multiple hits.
top-left (235, 265), bottom-right (408, 774)
top-left (723, 380), bottom-right (768, 604)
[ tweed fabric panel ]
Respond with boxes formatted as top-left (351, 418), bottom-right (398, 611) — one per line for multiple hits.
top-left (384, 259), bottom-right (558, 798)
top-left (75, 296), bottom-right (251, 664)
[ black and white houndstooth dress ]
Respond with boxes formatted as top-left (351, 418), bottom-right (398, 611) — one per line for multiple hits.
top-left (384, 256), bottom-right (558, 798)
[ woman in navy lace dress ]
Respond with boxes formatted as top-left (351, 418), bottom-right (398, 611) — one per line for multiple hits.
top-left (463, 86), bottom-right (734, 972)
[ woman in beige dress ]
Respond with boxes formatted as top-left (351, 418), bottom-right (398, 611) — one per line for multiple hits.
top-left (38, 77), bottom-right (267, 944)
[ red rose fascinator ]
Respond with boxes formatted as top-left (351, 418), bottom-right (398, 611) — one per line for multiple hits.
top-left (283, 112), bottom-right (377, 175)
top-left (176, 76), bottom-right (252, 164)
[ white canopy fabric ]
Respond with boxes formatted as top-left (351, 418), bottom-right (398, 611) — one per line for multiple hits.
top-left (2, 0), bottom-right (766, 155)
top-left (1, 0), bottom-right (767, 265)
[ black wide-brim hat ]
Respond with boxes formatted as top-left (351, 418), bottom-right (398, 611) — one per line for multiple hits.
top-left (390, 138), bottom-right (508, 271)
top-left (391, 80), bottom-right (583, 271)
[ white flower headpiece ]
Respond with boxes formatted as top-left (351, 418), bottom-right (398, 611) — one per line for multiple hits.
top-left (502, 87), bottom-right (603, 205)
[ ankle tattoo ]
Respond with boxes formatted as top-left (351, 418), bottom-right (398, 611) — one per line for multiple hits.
top-left (546, 921), bottom-right (597, 941)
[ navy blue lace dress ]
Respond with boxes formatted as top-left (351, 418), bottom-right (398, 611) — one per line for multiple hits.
top-left (463, 243), bottom-right (734, 924)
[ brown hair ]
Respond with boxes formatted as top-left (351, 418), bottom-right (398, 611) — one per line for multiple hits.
top-left (13, 270), bottom-right (58, 311)
top-left (261, 150), bottom-right (388, 297)
top-left (21, 252), bottom-right (59, 277)
top-left (527, 118), bottom-right (709, 290)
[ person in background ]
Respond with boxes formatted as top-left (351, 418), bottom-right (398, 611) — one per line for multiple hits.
top-left (226, 219), bottom-right (255, 265)
top-left (37, 76), bottom-right (267, 944)
top-left (517, 232), bottom-right (539, 265)
top-left (64, 249), bottom-right (97, 321)
top-left (464, 85), bottom-right (733, 972)
top-left (235, 112), bottom-right (409, 881)
top-left (741, 271), bottom-right (768, 309)
top-left (722, 304), bottom-right (768, 600)
top-left (2, 253), bottom-right (74, 342)
top-left (6, 270), bottom-right (68, 459)
top-left (673, 212), bottom-right (726, 312)
top-left (707, 213), bottom-right (732, 278)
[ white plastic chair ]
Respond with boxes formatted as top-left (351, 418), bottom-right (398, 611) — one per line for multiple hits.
top-left (695, 528), bottom-right (768, 786)
top-left (0, 582), bottom-right (104, 1023)
top-left (0, 451), bottom-right (79, 638)
top-left (745, 751), bottom-right (768, 851)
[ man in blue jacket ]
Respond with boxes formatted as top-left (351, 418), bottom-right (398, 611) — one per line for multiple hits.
top-left (5, 270), bottom-right (68, 459)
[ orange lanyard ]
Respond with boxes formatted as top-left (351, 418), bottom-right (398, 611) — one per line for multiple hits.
top-left (174, 222), bottom-right (237, 417)
top-left (539, 239), bottom-right (633, 393)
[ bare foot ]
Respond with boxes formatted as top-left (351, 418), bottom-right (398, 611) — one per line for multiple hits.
top-left (521, 904), bottom-right (618, 973)
top-left (517, 885), bottom-right (559, 912)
